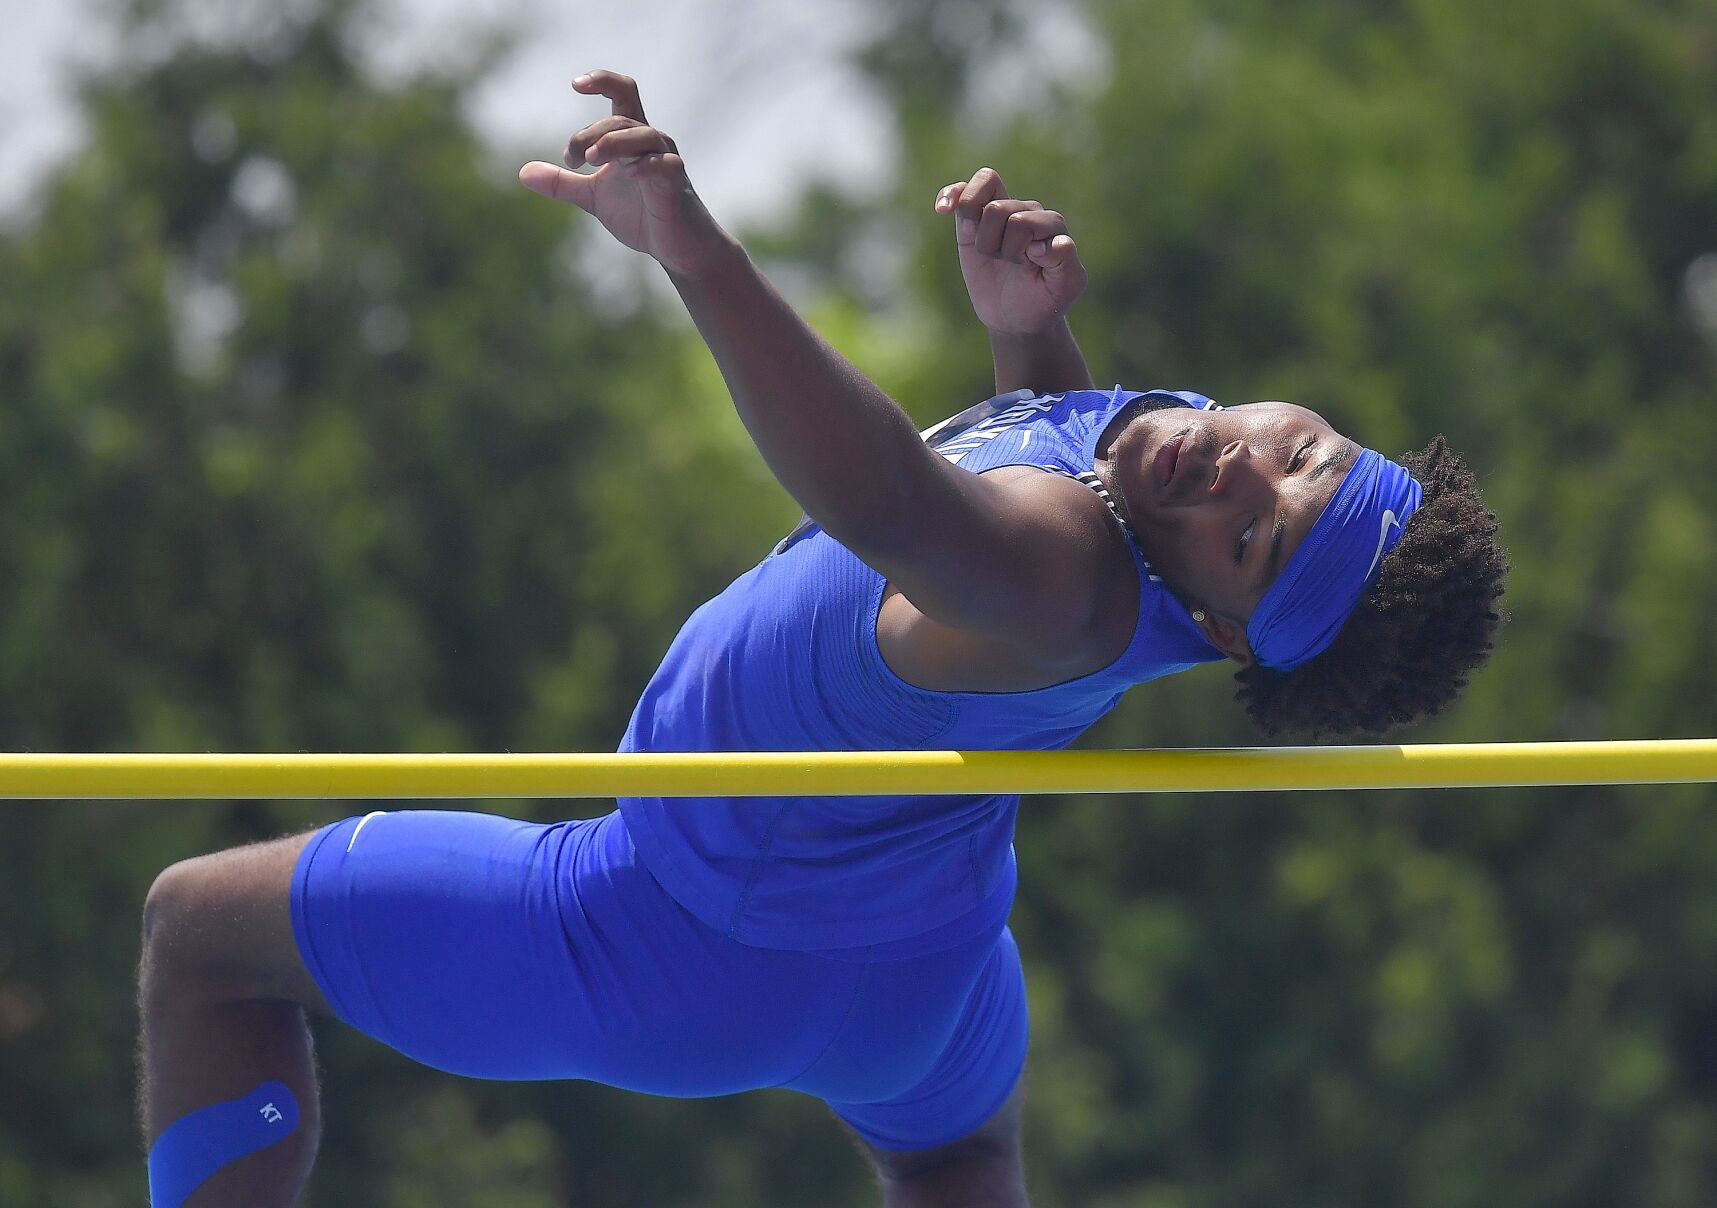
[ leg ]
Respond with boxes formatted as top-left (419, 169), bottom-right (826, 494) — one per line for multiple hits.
top-left (138, 830), bottom-right (332, 1207)
top-left (813, 926), bottom-right (1033, 1207)
top-left (140, 807), bottom-right (903, 1203)
top-left (848, 1084), bottom-right (1028, 1208)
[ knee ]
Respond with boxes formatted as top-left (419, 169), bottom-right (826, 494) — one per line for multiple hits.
top-left (140, 834), bottom-right (325, 1011)
top-left (142, 859), bottom-right (184, 940)
top-left (140, 856), bottom-right (223, 987)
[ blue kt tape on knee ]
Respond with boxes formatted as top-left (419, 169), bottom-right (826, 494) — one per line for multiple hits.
top-left (148, 1080), bottom-right (300, 1207)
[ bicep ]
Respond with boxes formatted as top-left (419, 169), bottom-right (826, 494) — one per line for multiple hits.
top-left (861, 464), bottom-right (1120, 649)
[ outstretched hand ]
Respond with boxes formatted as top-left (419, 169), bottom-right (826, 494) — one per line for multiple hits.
top-left (935, 168), bottom-right (1087, 336)
top-left (519, 71), bottom-right (729, 277)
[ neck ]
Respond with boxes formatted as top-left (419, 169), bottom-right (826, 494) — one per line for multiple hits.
top-left (1091, 406), bottom-right (1149, 524)
top-left (1093, 399), bottom-right (1144, 463)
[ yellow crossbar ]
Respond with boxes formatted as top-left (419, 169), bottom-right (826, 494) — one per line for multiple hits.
top-left (0, 740), bottom-right (1712, 799)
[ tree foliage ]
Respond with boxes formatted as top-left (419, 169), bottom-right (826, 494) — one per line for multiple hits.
top-left (3, 0), bottom-right (1717, 1204)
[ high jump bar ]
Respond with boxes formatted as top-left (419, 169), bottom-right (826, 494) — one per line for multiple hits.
top-left (0, 740), bottom-right (1713, 799)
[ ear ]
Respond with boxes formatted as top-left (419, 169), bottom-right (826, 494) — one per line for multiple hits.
top-left (1194, 608), bottom-right (1256, 666)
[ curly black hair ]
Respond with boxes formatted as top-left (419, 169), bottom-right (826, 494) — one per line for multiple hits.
top-left (1233, 435), bottom-right (1508, 739)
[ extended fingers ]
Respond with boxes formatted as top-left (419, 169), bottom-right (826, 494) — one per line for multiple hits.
top-left (564, 72), bottom-right (676, 169)
top-left (572, 69), bottom-right (647, 123)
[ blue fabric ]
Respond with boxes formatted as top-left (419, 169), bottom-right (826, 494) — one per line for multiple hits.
top-left (147, 1080), bottom-right (299, 1207)
top-left (1247, 446), bottom-right (1424, 670)
top-left (617, 386), bottom-right (1225, 953)
top-left (289, 808), bottom-right (1027, 1152)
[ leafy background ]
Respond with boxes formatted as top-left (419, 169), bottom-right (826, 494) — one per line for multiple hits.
top-left (3, 0), bottom-right (1717, 1203)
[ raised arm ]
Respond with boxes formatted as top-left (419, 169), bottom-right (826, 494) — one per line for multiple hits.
top-left (520, 72), bottom-right (1116, 650)
top-left (935, 168), bottom-right (1094, 395)
top-left (988, 321), bottom-right (1096, 397)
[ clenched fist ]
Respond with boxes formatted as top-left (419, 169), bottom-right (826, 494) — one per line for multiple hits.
top-left (935, 167), bottom-right (1088, 336)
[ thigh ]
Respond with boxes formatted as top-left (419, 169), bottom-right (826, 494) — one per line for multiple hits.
top-left (850, 1083), bottom-right (1026, 1202)
top-left (807, 927), bottom-right (1031, 1155)
top-left (290, 808), bottom-right (866, 1090)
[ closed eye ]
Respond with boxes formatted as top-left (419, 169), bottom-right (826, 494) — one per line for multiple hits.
top-left (1235, 519), bottom-right (1254, 563)
top-left (1237, 437), bottom-right (1316, 562)
top-left (1243, 439), bottom-right (1318, 576)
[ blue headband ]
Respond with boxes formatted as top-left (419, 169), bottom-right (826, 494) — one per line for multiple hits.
top-left (1245, 447), bottom-right (1422, 671)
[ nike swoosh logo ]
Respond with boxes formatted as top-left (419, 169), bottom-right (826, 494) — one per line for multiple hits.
top-left (1365, 510), bottom-right (1400, 579)
top-left (346, 811), bottom-right (388, 853)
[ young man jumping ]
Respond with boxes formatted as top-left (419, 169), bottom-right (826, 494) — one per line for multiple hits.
top-left (137, 71), bottom-right (1507, 1206)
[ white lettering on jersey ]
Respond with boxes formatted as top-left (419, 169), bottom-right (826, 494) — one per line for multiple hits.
top-left (932, 398), bottom-right (1059, 463)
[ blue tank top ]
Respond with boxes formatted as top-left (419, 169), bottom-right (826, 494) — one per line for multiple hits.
top-left (616, 386), bottom-right (1226, 954)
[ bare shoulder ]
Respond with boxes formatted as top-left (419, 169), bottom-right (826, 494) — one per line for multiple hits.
top-left (876, 467), bottom-right (1141, 692)
top-left (977, 466), bottom-right (1138, 628)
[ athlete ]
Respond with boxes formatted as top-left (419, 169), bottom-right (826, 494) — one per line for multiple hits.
top-left (136, 72), bottom-right (1507, 1206)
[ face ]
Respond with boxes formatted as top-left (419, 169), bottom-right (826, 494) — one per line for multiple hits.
top-left (1096, 400), bottom-right (1359, 664)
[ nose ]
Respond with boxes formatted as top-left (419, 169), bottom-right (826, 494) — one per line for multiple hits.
top-left (1209, 440), bottom-right (1250, 495)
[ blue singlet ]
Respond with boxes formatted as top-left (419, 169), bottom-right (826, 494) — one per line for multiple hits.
top-left (290, 385), bottom-right (1231, 1152)
top-left (617, 386), bottom-right (1226, 954)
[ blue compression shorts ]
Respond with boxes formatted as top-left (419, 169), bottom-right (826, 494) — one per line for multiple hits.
top-left (289, 808), bottom-right (1028, 1152)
